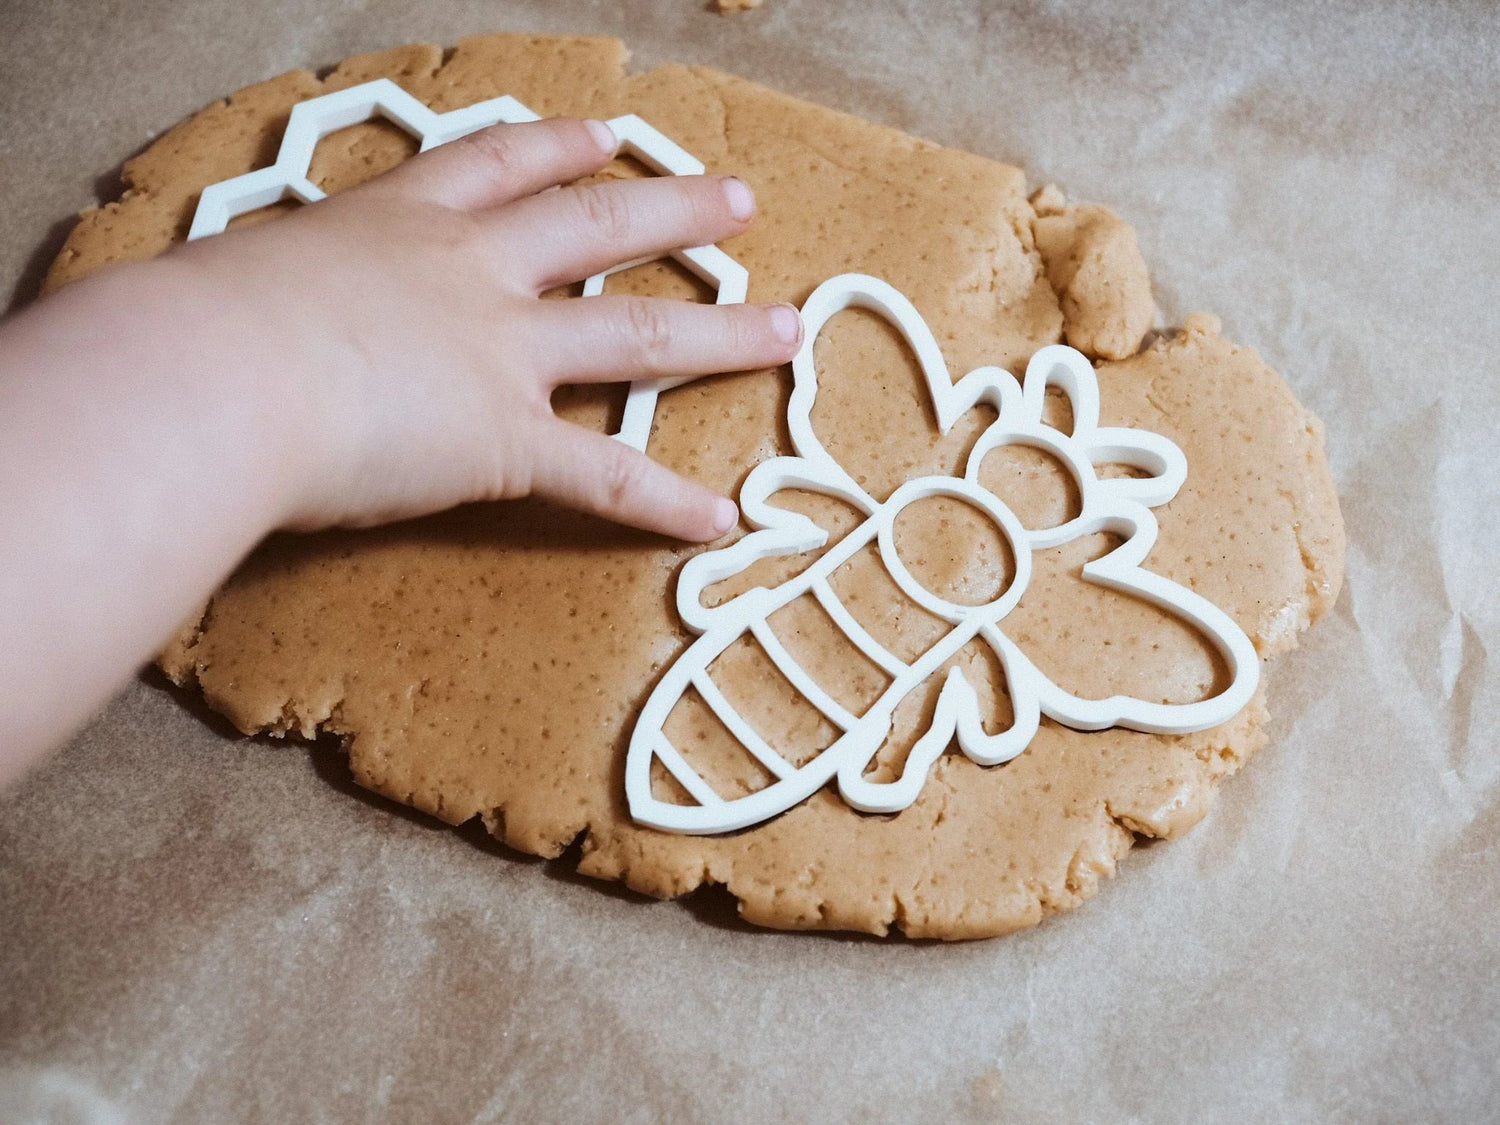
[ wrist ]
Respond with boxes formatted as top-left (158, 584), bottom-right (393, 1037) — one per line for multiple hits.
top-left (90, 253), bottom-right (325, 533)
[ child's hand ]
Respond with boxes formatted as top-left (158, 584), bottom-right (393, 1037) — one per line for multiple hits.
top-left (173, 116), bottom-right (801, 540)
top-left (0, 116), bottom-right (801, 772)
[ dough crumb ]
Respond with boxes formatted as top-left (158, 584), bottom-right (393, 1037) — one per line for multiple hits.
top-left (1182, 311), bottom-right (1222, 337)
top-left (716, 0), bottom-right (764, 11)
top-left (1030, 183), bottom-right (1068, 217)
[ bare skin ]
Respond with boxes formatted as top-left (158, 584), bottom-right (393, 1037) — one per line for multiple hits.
top-left (0, 116), bottom-right (803, 783)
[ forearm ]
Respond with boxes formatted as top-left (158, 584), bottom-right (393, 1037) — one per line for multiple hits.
top-left (0, 259), bottom-right (305, 779)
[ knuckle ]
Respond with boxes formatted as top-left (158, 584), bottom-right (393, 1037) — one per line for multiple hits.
top-left (457, 125), bottom-right (522, 172)
top-left (438, 210), bottom-right (483, 251)
top-left (601, 445), bottom-right (647, 511)
top-left (575, 182), bottom-right (633, 243)
top-left (625, 299), bottom-right (674, 367)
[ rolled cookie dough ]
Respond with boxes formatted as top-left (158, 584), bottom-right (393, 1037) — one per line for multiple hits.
top-left (48, 35), bottom-right (1344, 939)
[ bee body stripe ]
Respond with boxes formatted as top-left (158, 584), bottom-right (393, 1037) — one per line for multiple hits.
top-left (749, 619), bottom-right (860, 732)
top-left (810, 577), bottom-right (909, 678)
top-left (689, 670), bottom-right (796, 781)
top-left (652, 733), bottom-right (727, 808)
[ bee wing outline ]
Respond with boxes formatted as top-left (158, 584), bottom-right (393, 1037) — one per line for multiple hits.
top-left (788, 275), bottom-right (1025, 496)
top-left (980, 506), bottom-right (1261, 736)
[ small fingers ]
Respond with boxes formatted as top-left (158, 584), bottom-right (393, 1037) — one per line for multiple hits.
top-left (497, 174), bottom-right (756, 293)
top-left (529, 421), bottom-right (739, 542)
top-left (531, 297), bottom-right (802, 385)
top-left (373, 117), bottom-right (618, 211)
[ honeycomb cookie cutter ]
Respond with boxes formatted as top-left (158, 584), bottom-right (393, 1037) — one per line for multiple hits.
top-left (187, 78), bottom-right (748, 452)
top-left (624, 273), bottom-right (1261, 834)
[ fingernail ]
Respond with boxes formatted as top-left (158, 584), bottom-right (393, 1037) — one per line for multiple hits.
top-left (713, 497), bottom-right (739, 536)
top-left (722, 176), bottom-right (755, 222)
top-left (585, 119), bottom-right (617, 154)
top-left (769, 303), bottom-right (803, 346)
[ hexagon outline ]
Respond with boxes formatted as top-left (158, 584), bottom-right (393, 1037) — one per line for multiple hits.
top-left (187, 79), bottom-right (541, 240)
top-left (583, 113), bottom-right (749, 451)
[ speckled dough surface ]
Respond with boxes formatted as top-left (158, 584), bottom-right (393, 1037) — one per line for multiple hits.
top-left (49, 34), bottom-right (1344, 939)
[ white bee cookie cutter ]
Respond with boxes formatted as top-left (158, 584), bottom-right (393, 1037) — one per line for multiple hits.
top-left (187, 78), bottom-right (748, 451)
top-left (625, 273), bottom-right (1261, 834)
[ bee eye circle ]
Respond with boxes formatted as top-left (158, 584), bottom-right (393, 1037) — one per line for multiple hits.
top-left (879, 479), bottom-right (1031, 623)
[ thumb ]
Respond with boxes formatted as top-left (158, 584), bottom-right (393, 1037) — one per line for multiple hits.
top-left (528, 421), bottom-right (738, 541)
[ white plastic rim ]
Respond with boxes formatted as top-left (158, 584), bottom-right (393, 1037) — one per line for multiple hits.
top-left (186, 80), bottom-right (748, 452)
top-left (625, 273), bottom-right (1260, 835)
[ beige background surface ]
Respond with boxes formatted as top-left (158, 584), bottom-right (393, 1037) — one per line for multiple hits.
top-left (1, 0), bottom-right (1496, 1121)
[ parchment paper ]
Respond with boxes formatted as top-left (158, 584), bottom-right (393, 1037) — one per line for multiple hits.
top-left (1, 1), bottom-right (1496, 1120)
